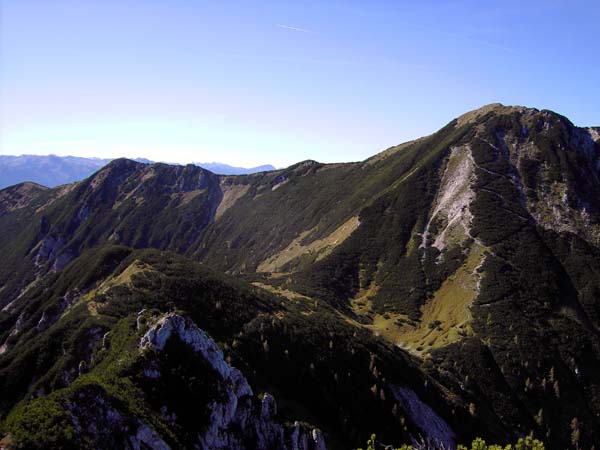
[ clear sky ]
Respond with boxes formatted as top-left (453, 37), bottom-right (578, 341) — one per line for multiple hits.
top-left (1, 1), bottom-right (599, 168)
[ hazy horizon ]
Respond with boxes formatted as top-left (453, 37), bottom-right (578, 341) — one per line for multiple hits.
top-left (0, 153), bottom-right (277, 169)
top-left (1, 1), bottom-right (599, 167)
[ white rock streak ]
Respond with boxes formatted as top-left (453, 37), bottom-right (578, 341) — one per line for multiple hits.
top-left (140, 313), bottom-right (326, 450)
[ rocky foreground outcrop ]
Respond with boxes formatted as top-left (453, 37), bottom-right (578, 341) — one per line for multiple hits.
top-left (1, 312), bottom-right (329, 450)
top-left (136, 313), bottom-right (327, 450)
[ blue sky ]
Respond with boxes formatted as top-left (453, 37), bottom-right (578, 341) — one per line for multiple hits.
top-left (1, 1), bottom-right (599, 168)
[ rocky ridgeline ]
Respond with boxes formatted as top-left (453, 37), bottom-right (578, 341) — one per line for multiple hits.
top-left (139, 313), bottom-right (327, 450)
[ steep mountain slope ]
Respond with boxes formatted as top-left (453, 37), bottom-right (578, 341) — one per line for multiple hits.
top-left (0, 104), bottom-right (599, 449)
top-left (0, 247), bottom-right (468, 449)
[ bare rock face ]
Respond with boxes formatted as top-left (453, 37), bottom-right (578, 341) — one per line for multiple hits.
top-left (33, 234), bottom-right (75, 270)
top-left (140, 313), bottom-right (328, 450)
top-left (0, 312), bottom-right (26, 355)
top-left (141, 313), bottom-right (252, 398)
top-left (32, 313), bottom-right (328, 450)
top-left (62, 384), bottom-right (172, 450)
top-left (390, 385), bottom-right (456, 449)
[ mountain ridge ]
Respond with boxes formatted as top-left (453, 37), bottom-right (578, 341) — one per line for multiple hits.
top-left (0, 155), bottom-right (276, 190)
top-left (1, 104), bottom-right (600, 449)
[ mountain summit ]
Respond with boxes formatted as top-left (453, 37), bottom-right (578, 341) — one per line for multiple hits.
top-left (0, 105), bottom-right (599, 449)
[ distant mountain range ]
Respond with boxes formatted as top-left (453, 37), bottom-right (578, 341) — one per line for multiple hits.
top-left (0, 155), bottom-right (275, 189)
top-left (194, 162), bottom-right (276, 176)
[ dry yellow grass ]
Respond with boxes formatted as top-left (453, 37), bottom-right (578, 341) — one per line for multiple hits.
top-left (349, 243), bottom-right (486, 357)
top-left (73, 260), bottom-right (151, 318)
top-left (350, 282), bottom-right (411, 343)
top-left (177, 189), bottom-right (206, 208)
top-left (252, 282), bottom-right (310, 301)
top-left (104, 260), bottom-right (149, 288)
top-left (215, 182), bottom-right (250, 219)
top-left (397, 243), bottom-right (484, 354)
top-left (87, 301), bottom-right (101, 317)
top-left (257, 216), bottom-right (360, 273)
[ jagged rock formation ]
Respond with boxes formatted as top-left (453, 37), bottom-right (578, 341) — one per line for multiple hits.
top-left (390, 385), bottom-right (456, 448)
top-left (0, 310), bottom-right (329, 450)
top-left (140, 313), bottom-right (326, 450)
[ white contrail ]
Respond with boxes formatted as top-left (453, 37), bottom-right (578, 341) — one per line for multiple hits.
top-left (276, 24), bottom-right (314, 34)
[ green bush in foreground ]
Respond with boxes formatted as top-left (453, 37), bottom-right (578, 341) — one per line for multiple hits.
top-left (358, 434), bottom-right (545, 450)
